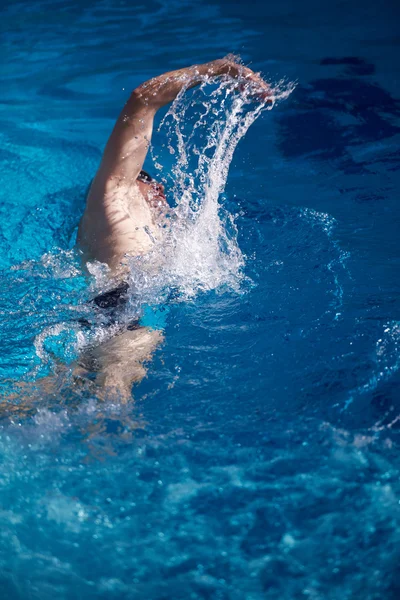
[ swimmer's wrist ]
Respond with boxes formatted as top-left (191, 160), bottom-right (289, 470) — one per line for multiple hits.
top-left (202, 59), bottom-right (241, 78)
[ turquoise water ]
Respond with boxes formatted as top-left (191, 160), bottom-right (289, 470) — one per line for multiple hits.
top-left (1, 0), bottom-right (400, 598)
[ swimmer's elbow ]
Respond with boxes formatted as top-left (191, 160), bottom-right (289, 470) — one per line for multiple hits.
top-left (128, 88), bottom-right (159, 113)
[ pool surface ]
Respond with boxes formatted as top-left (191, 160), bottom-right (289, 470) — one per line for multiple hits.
top-left (0, 0), bottom-right (399, 598)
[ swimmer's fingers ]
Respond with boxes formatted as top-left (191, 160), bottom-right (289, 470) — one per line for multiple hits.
top-left (238, 75), bottom-right (273, 103)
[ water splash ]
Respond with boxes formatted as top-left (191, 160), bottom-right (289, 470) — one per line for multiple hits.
top-left (33, 322), bottom-right (82, 376)
top-left (122, 73), bottom-right (296, 302)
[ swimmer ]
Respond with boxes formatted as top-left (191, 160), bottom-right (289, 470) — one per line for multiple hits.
top-left (74, 57), bottom-right (271, 401)
top-left (0, 58), bottom-right (271, 418)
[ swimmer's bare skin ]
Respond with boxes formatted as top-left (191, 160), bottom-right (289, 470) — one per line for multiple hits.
top-left (74, 57), bottom-right (270, 401)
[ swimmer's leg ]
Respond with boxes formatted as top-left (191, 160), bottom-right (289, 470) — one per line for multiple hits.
top-left (0, 363), bottom-right (95, 420)
top-left (80, 326), bottom-right (163, 403)
top-left (0, 327), bottom-right (162, 419)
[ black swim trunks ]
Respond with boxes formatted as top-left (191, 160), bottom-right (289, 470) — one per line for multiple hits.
top-left (93, 281), bottom-right (130, 310)
top-left (79, 282), bottom-right (141, 331)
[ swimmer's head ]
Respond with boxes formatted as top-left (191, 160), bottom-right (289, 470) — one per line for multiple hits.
top-left (136, 169), bottom-right (166, 204)
top-left (137, 169), bottom-right (153, 184)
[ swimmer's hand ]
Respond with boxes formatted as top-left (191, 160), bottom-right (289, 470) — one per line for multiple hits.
top-left (208, 57), bottom-right (273, 103)
top-left (133, 57), bottom-right (272, 110)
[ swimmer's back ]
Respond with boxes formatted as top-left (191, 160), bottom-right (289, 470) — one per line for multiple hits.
top-left (77, 179), bottom-right (156, 274)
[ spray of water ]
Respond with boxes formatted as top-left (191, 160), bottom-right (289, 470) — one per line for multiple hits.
top-left (114, 74), bottom-right (296, 303)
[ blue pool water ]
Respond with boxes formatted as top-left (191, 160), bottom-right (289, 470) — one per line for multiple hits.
top-left (1, 0), bottom-right (400, 598)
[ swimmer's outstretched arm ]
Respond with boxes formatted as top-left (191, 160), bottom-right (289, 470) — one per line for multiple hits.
top-left (135, 58), bottom-right (271, 111)
top-left (88, 58), bottom-right (270, 199)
